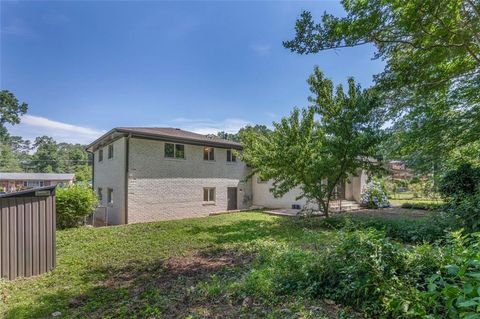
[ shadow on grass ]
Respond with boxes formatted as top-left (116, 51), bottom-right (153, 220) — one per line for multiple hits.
top-left (4, 248), bottom-right (255, 319)
top-left (187, 217), bottom-right (330, 245)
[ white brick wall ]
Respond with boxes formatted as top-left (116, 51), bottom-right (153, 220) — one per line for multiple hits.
top-left (127, 138), bottom-right (252, 224)
top-left (93, 137), bottom-right (126, 225)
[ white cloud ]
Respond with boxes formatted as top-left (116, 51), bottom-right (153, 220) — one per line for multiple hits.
top-left (1, 19), bottom-right (33, 37)
top-left (165, 117), bottom-right (251, 135)
top-left (250, 43), bottom-right (272, 56)
top-left (5, 115), bottom-right (105, 144)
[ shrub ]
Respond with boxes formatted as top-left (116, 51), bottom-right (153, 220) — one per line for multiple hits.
top-left (439, 163), bottom-right (480, 201)
top-left (56, 184), bottom-right (98, 229)
top-left (401, 202), bottom-right (444, 211)
top-left (238, 230), bottom-right (480, 318)
top-left (321, 213), bottom-right (455, 243)
top-left (361, 180), bottom-right (390, 208)
top-left (446, 191), bottom-right (480, 233)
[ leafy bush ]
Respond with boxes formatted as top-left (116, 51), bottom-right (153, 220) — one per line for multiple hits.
top-left (361, 180), bottom-right (390, 208)
top-left (439, 163), bottom-right (480, 201)
top-left (239, 230), bottom-right (480, 318)
top-left (401, 202), bottom-right (444, 211)
top-left (56, 184), bottom-right (98, 229)
top-left (321, 213), bottom-right (455, 243)
top-left (446, 191), bottom-right (480, 233)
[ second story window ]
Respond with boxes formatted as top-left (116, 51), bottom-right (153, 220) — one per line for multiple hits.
top-left (99, 149), bottom-right (103, 162)
top-left (165, 143), bottom-right (185, 159)
top-left (108, 144), bottom-right (114, 159)
top-left (203, 147), bottom-right (214, 161)
top-left (227, 149), bottom-right (236, 162)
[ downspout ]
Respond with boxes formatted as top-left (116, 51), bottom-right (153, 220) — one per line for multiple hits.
top-left (124, 134), bottom-right (131, 224)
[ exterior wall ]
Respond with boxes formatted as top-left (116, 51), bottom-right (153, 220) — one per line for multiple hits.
top-left (127, 138), bottom-right (251, 223)
top-left (252, 175), bottom-right (309, 209)
top-left (93, 137), bottom-right (126, 225)
top-left (253, 170), bottom-right (368, 209)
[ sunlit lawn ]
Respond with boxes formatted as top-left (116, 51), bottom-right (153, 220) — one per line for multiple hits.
top-left (0, 211), bottom-right (339, 319)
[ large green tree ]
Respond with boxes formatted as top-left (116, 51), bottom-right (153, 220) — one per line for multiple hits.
top-left (284, 0), bottom-right (480, 156)
top-left (241, 67), bottom-right (383, 216)
top-left (0, 90), bottom-right (28, 141)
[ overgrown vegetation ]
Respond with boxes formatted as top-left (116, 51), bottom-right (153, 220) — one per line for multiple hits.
top-left (56, 184), bottom-right (98, 229)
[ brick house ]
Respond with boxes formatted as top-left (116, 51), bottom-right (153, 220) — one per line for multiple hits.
top-left (86, 127), bottom-right (368, 225)
top-left (0, 173), bottom-right (75, 193)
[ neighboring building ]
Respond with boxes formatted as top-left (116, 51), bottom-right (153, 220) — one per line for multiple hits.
top-left (388, 160), bottom-right (414, 180)
top-left (87, 127), bottom-right (369, 225)
top-left (0, 173), bottom-right (75, 193)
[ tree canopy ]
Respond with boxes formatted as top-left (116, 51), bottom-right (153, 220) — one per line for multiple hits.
top-left (284, 0), bottom-right (480, 161)
top-left (241, 67), bottom-right (384, 216)
top-left (0, 90), bottom-right (28, 140)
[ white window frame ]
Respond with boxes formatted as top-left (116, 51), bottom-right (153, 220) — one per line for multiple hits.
top-left (164, 143), bottom-right (185, 159)
top-left (108, 144), bottom-right (114, 159)
top-left (203, 187), bottom-right (216, 204)
top-left (226, 149), bottom-right (237, 162)
top-left (107, 188), bottom-right (113, 205)
top-left (203, 147), bottom-right (215, 161)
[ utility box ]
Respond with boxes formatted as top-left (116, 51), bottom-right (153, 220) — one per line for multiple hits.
top-left (0, 186), bottom-right (56, 280)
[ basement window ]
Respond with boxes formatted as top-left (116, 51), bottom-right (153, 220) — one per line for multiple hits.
top-left (203, 187), bottom-right (216, 203)
top-left (107, 188), bottom-right (113, 205)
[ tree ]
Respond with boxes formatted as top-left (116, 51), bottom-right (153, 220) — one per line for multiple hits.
top-left (284, 0), bottom-right (480, 155)
top-left (0, 90), bottom-right (28, 140)
top-left (241, 67), bottom-right (383, 216)
top-left (31, 136), bottom-right (58, 173)
top-left (0, 143), bottom-right (22, 172)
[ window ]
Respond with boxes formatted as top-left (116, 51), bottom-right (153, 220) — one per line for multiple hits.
top-left (98, 187), bottom-right (103, 202)
top-left (108, 144), bottom-right (114, 159)
top-left (107, 188), bottom-right (113, 205)
top-left (203, 147), bottom-right (215, 161)
top-left (175, 144), bottom-right (185, 159)
top-left (23, 181), bottom-right (44, 188)
top-left (227, 149), bottom-right (237, 162)
top-left (203, 187), bottom-right (215, 202)
top-left (99, 149), bottom-right (103, 162)
top-left (165, 143), bottom-right (185, 159)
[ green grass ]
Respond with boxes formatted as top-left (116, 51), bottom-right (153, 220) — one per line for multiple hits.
top-left (389, 198), bottom-right (444, 206)
top-left (0, 212), bottom-right (340, 319)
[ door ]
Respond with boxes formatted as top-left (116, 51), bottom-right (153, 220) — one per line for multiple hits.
top-left (227, 187), bottom-right (238, 210)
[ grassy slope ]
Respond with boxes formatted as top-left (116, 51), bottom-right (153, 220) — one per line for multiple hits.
top-left (0, 212), bottom-right (336, 319)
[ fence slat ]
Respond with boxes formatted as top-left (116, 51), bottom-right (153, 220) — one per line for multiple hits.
top-left (31, 198), bottom-right (39, 276)
top-left (25, 198), bottom-right (32, 277)
top-left (1, 201), bottom-right (9, 278)
top-left (17, 198), bottom-right (25, 277)
top-left (9, 198), bottom-right (17, 279)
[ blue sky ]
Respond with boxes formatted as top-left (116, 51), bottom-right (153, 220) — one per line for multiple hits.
top-left (1, 1), bottom-right (384, 144)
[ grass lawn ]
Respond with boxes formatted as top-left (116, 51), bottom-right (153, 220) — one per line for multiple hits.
top-left (1, 211), bottom-right (346, 319)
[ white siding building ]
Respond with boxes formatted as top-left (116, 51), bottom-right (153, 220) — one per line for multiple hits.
top-left (87, 127), bottom-right (367, 225)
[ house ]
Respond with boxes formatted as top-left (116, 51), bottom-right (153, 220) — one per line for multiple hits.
top-left (0, 173), bottom-right (75, 193)
top-left (86, 127), bottom-right (368, 225)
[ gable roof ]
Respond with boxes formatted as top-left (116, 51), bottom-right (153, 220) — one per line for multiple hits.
top-left (86, 127), bottom-right (242, 152)
top-left (0, 173), bottom-right (75, 181)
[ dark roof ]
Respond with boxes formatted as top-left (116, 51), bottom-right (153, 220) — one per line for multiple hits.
top-left (0, 173), bottom-right (75, 181)
top-left (86, 127), bottom-right (241, 151)
top-left (0, 186), bottom-right (56, 198)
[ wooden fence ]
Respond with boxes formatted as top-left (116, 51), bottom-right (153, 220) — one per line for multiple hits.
top-left (0, 186), bottom-right (56, 280)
